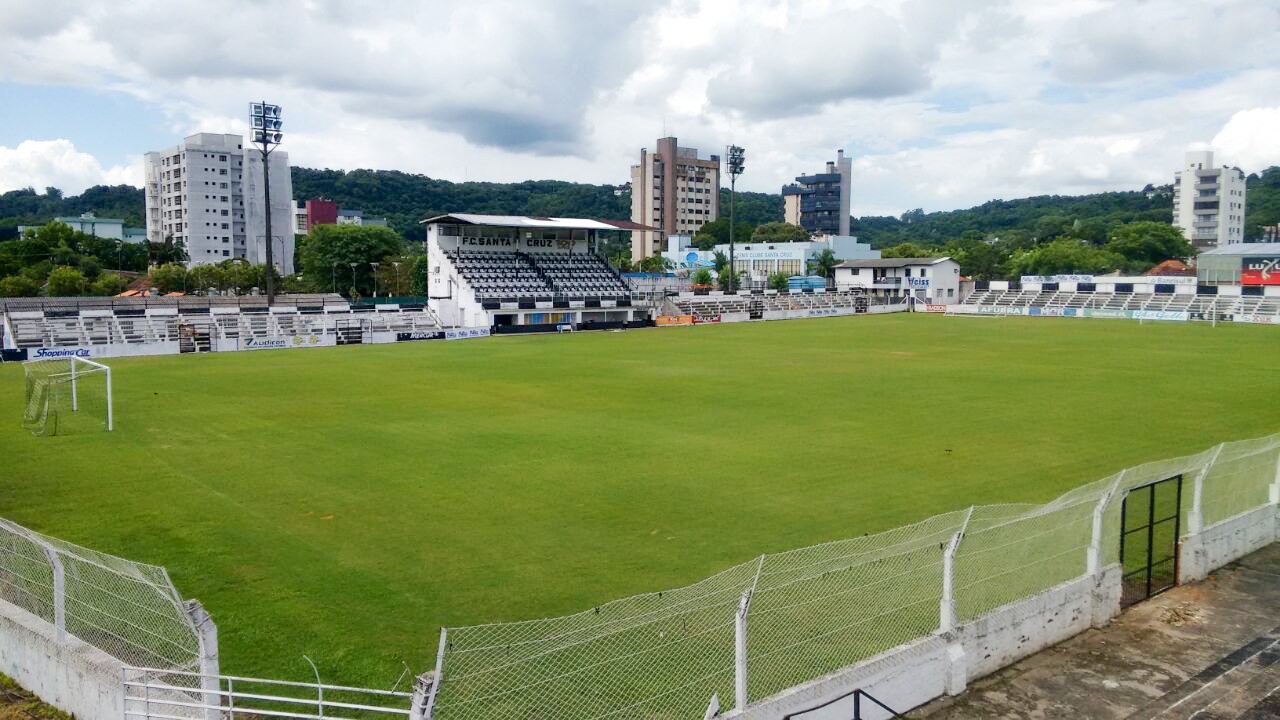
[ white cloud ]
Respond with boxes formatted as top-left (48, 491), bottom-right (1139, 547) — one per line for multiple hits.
top-left (0, 0), bottom-right (1275, 215)
top-left (0, 140), bottom-right (139, 195)
top-left (1212, 106), bottom-right (1280, 171)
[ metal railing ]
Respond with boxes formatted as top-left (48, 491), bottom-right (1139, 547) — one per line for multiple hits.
top-left (781, 688), bottom-right (905, 719)
top-left (123, 666), bottom-right (417, 720)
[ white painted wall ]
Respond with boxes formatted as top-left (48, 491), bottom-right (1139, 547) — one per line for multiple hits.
top-left (0, 597), bottom-right (124, 720)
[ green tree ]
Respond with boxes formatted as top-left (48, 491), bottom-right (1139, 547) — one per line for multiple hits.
top-left (712, 251), bottom-right (728, 273)
top-left (187, 264), bottom-right (228, 294)
top-left (955, 243), bottom-right (1011, 280)
top-left (717, 265), bottom-right (742, 291)
top-left (808, 248), bottom-right (839, 279)
top-left (299, 224), bottom-right (405, 297)
top-left (0, 275), bottom-right (39, 297)
top-left (690, 268), bottom-right (714, 286)
top-left (637, 255), bottom-right (672, 273)
top-left (882, 242), bottom-right (932, 258)
top-left (46, 266), bottom-right (88, 296)
top-left (751, 221), bottom-right (809, 244)
top-left (150, 236), bottom-right (188, 265)
top-left (1008, 239), bottom-right (1126, 276)
top-left (89, 272), bottom-right (127, 296)
top-left (692, 218), bottom-right (755, 250)
top-left (149, 263), bottom-right (188, 294)
top-left (767, 271), bottom-right (790, 291)
top-left (1104, 221), bottom-right (1196, 267)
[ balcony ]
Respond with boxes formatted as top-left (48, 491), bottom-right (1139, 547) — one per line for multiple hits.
top-left (1194, 182), bottom-right (1219, 191)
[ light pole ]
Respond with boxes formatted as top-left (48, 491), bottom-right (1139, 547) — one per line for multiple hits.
top-left (348, 262), bottom-right (358, 298)
top-left (249, 102), bottom-right (284, 305)
top-left (370, 262), bottom-right (380, 298)
top-left (392, 261), bottom-right (402, 296)
top-left (331, 262), bottom-right (338, 294)
top-left (726, 145), bottom-right (745, 292)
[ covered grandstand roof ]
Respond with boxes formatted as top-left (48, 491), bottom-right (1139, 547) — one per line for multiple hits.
top-left (1199, 243), bottom-right (1280, 255)
top-left (420, 213), bottom-right (655, 231)
top-left (835, 257), bottom-right (952, 268)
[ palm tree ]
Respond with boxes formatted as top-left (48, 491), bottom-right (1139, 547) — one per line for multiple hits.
top-left (809, 248), bottom-right (839, 280)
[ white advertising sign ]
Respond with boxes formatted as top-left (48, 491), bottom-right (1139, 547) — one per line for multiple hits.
top-left (445, 327), bottom-right (492, 340)
top-left (239, 334), bottom-right (337, 351)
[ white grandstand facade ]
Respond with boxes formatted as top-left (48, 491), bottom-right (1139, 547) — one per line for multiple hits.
top-left (423, 214), bottom-right (651, 330)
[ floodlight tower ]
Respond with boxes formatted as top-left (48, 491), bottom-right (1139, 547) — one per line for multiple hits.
top-left (726, 145), bottom-right (745, 292)
top-left (249, 102), bottom-right (284, 304)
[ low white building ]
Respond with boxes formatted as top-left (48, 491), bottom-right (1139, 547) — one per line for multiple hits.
top-left (662, 235), bottom-right (879, 282)
top-left (834, 257), bottom-right (962, 304)
top-left (18, 213), bottom-right (135, 241)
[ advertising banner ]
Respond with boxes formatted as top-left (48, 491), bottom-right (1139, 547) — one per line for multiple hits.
top-left (656, 315), bottom-right (694, 326)
top-left (29, 342), bottom-right (180, 359)
top-left (396, 331), bottom-right (446, 342)
top-left (976, 306), bottom-right (1027, 316)
top-left (445, 327), bottom-right (491, 340)
top-left (1020, 274), bottom-right (1095, 284)
top-left (1131, 310), bottom-right (1189, 322)
top-left (239, 335), bottom-right (336, 351)
top-left (1084, 309), bottom-right (1128, 319)
top-left (924, 304), bottom-right (948, 313)
top-left (1232, 313), bottom-right (1280, 325)
top-left (1241, 257), bottom-right (1280, 286)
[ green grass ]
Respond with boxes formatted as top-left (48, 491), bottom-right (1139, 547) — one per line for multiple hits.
top-left (1, 315), bottom-right (1277, 687)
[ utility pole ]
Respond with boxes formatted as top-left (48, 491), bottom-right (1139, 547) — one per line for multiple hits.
top-left (726, 146), bottom-right (745, 292)
top-left (249, 102), bottom-right (284, 304)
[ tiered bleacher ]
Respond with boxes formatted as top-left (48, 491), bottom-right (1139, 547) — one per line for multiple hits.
top-left (670, 289), bottom-right (901, 322)
top-left (448, 250), bottom-right (630, 300)
top-left (955, 285), bottom-right (1280, 323)
top-left (2, 294), bottom-right (444, 358)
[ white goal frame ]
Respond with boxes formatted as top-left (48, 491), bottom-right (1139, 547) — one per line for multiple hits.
top-left (23, 356), bottom-right (113, 433)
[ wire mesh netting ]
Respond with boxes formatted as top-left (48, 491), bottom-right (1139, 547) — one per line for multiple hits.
top-left (22, 358), bottom-right (110, 436)
top-left (0, 518), bottom-right (201, 673)
top-left (430, 432), bottom-right (1280, 720)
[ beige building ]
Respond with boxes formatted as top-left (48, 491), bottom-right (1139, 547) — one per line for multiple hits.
top-left (629, 137), bottom-right (720, 262)
top-left (1172, 150), bottom-right (1247, 250)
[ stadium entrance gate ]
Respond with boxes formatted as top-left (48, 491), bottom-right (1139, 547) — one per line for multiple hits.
top-left (335, 318), bottom-right (366, 345)
top-left (1119, 474), bottom-right (1182, 607)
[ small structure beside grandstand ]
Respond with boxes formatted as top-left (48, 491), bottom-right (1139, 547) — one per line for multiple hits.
top-left (422, 214), bottom-right (652, 331)
top-left (834, 257), bottom-right (962, 305)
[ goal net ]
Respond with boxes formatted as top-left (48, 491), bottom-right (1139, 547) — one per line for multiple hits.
top-left (23, 357), bottom-right (114, 436)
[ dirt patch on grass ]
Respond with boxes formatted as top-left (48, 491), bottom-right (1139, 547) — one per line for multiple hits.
top-left (0, 674), bottom-right (71, 720)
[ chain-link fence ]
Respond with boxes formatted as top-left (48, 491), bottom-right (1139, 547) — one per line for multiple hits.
top-left (0, 517), bottom-right (201, 671)
top-left (430, 432), bottom-right (1280, 720)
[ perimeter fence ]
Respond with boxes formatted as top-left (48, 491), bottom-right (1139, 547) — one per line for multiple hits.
top-left (0, 517), bottom-right (203, 673)
top-left (429, 432), bottom-right (1280, 720)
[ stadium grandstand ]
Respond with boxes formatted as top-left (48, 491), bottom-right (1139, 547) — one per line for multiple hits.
top-left (423, 214), bottom-right (652, 331)
top-left (953, 275), bottom-right (1280, 323)
top-left (1, 294), bottom-right (443, 360)
top-left (667, 288), bottom-right (905, 323)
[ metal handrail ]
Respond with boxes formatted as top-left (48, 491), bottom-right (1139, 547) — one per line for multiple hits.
top-left (781, 688), bottom-right (906, 719)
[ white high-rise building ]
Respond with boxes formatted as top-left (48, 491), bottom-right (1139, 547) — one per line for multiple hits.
top-left (144, 133), bottom-right (295, 273)
top-left (1172, 150), bottom-right (1247, 250)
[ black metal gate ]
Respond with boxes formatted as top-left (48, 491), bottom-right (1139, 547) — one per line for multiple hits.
top-left (1119, 474), bottom-right (1183, 607)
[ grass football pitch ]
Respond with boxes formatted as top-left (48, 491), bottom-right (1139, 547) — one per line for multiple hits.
top-left (2, 314), bottom-right (1278, 687)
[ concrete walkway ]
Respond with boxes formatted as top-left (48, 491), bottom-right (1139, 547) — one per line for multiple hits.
top-left (912, 542), bottom-right (1280, 719)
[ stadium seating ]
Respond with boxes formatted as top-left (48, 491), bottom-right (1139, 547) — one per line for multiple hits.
top-left (447, 250), bottom-right (630, 300)
top-left (670, 290), bottom-right (887, 321)
top-left (1, 296), bottom-right (443, 351)
top-left (957, 288), bottom-right (1280, 320)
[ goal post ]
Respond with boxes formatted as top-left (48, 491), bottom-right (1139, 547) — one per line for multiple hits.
top-left (22, 357), bottom-right (113, 435)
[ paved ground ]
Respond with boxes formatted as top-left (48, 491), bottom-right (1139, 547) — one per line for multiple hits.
top-left (913, 542), bottom-right (1280, 720)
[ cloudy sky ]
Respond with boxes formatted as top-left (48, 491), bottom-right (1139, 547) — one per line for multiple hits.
top-left (0, 0), bottom-right (1277, 216)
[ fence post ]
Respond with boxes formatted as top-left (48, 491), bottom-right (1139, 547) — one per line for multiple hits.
top-left (1269, 450), bottom-right (1280, 506)
top-left (1087, 470), bottom-right (1125, 577)
top-left (410, 672), bottom-right (434, 720)
top-left (1187, 443), bottom-right (1224, 536)
top-left (423, 627), bottom-right (447, 720)
top-left (734, 590), bottom-right (752, 711)
top-left (184, 599), bottom-right (221, 720)
top-left (939, 506), bottom-right (973, 634)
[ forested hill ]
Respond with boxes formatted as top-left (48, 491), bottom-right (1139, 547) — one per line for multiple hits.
top-left (1, 165), bottom-right (1276, 245)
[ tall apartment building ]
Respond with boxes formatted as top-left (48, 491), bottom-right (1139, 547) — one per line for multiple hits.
top-left (144, 133), bottom-right (295, 273)
top-left (1172, 150), bottom-right (1247, 250)
top-left (781, 150), bottom-right (852, 237)
top-left (629, 137), bottom-right (720, 262)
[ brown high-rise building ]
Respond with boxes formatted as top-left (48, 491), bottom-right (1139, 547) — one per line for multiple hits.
top-left (629, 137), bottom-right (720, 262)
